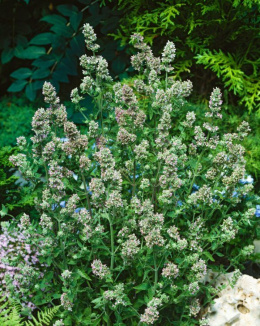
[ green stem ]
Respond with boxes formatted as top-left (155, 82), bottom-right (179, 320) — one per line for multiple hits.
top-left (187, 150), bottom-right (205, 195)
top-left (132, 159), bottom-right (136, 196)
top-left (153, 248), bottom-right (158, 291)
top-left (58, 220), bottom-right (68, 270)
top-left (80, 169), bottom-right (92, 218)
top-left (109, 217), bottom-right (115, 270)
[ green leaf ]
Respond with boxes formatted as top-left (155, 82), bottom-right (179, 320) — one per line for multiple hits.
top-left (216, 252), bottom-right (224, 257)
top-left (25, 83), bottom-right (36, 101)
top-left (32, 56), bottom-right (56, 68)
top-left (30, 33), bottom-right (54, 45)
top-left (51, 24), bottom-right (74, 38)
top-left (77, 269), bottom-right (91, 281)
top-left (10, 67), bottom-right (32, 79)
top-left (7, 79), bottom-right (28, 92)
top-left (16, 46), bottom-right (46, 59)
top-left (32, 80), bottom-right (45, 90)
top-left (0, 204), bottom-right (8, 217)
top-left (32, 68), bottom-right (50, 79)
top-left (70, 12), bottom-right (83, 31)
top-left (52, 68), bottom-right (69, 83)
top-left (70, 34), bottom-right (85, 56)
top-left (133, 283), bottom-right (150, 291)
top-left (57, 4), bottom-right (78, 17)
top-left (41, 14), bottom-right (67, 26)
top-left (1, 47), bottom-right (14, 64)
top-left (203, 251), bottom-right (215, 262)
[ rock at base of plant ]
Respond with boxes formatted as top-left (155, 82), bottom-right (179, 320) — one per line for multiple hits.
top-left (202, 271), bottom-right (260, 326)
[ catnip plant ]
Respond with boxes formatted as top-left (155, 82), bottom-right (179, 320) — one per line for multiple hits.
top-left (4, 24), bottom-right (258, 325)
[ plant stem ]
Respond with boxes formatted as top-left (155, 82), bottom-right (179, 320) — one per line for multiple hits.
top-left (80, 169), bottom-right (92, 218)
top-left (132, 159), bottom-right (136, 196)
top-left (109, 217), bottom-right (115, 270)
top-left (153, 248), bottom-right (158, 291)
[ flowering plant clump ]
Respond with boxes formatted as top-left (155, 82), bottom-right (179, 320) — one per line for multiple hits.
top-left (0, 219), bottom-right (46, 314)
top-left (5, 24), bottom-right (259, 325)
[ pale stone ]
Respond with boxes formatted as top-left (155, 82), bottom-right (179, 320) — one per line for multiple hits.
top-left (202, 271), bottom-right (260, 326)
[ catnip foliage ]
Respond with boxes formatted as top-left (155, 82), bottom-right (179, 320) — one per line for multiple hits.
top-left (6, 24), bottom-right (258, 325)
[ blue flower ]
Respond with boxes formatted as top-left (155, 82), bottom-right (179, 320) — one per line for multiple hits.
top-left (60, 201), bottom-right (66, 208)
top-left (232, 191), bottom-right (238, 198)
top-left (52, 201), bottom-right (66, 210)
top-left (60, 137), bottom-right (68, 143)
top-left (239, 175), bottom-right (254, 185)
top-left (255, 205), bottom-right (260, 218)
top-left (75, 207), bottom-right (85, 213)
top-left (191, 184), bottom-right (199, 193)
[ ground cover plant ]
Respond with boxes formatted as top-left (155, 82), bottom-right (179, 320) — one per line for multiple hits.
top-left (1, 24), bottom-right (259, 325)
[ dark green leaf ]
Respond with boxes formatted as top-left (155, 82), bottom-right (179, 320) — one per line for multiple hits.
top-left (32, 56), bottom-right (56, 68)
top-left (57, 4), bottom-right (78, 17)
top-left (70, 34), bottom-right (85, 56)
top-left (15, 35), bottom-right (28, 47)
top-left (1, 47), bottom-right (14, 64)
top-left (10, 68), bottom-right (32, 79)
top-left (30, 33), bottom-right (54, 45)
top-left (7, 80), bottom-right (28, 92)
top-left (59, 55), bottom-right (78, 76)
top-left (70, 12), bottom-right (83, 31)
top-left (32, 80), bottom-right (45, 90)
top-left (32, 68), bottom-right (50, 79)
top-left (111, 56), bottom-right (127, 75)
top-left (50, 24), bottom-right (74, 38)
top-left (52, 68), bottom-right (69, 83)
top-left (16, 46), bottom-right (46, 59)
top-left (25, 83), bottom-right (36, 101)
top-left (41, 14), bottom-right (67, 25)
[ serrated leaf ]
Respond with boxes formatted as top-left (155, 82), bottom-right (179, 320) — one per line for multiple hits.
top-left (57, 4), bottom-right (78, 17)
top-left (41, 14), bottom-right (67, 25)
top-left (10, 67), bottom-right (32, 79)
top-left (7, 79), bottom-right (28, 92)
top-left (16, 46), bottom-right (46, 59)
top-left (25, 83), bottom-right (36, 101)
top-left (30, 32), bottom-right (54, 45)
top-left (1, 47), bottom-right (14, 64)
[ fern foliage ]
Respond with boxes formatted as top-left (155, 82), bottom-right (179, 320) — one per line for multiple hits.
top-left (24, 306), bottom-right (60, 326)
top-left (108, 0), bottom-right (260, 112)
top-left (0, 294), bottom-right (60, 326)
top-left (0, 295), bottom-right (22, 326)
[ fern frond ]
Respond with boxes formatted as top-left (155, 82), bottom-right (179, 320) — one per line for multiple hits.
top-left (0, 295), bottom-right (23, 326)
top-left (159, 4), bottom-right (183, 28)
top-left (195, 50), bottom-right (245, 93)
top-left (24, 306), bottom-right (60, 326)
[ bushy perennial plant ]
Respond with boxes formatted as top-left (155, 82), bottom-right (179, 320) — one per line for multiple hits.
top-left (3, 24), bottom-right (258, 325)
